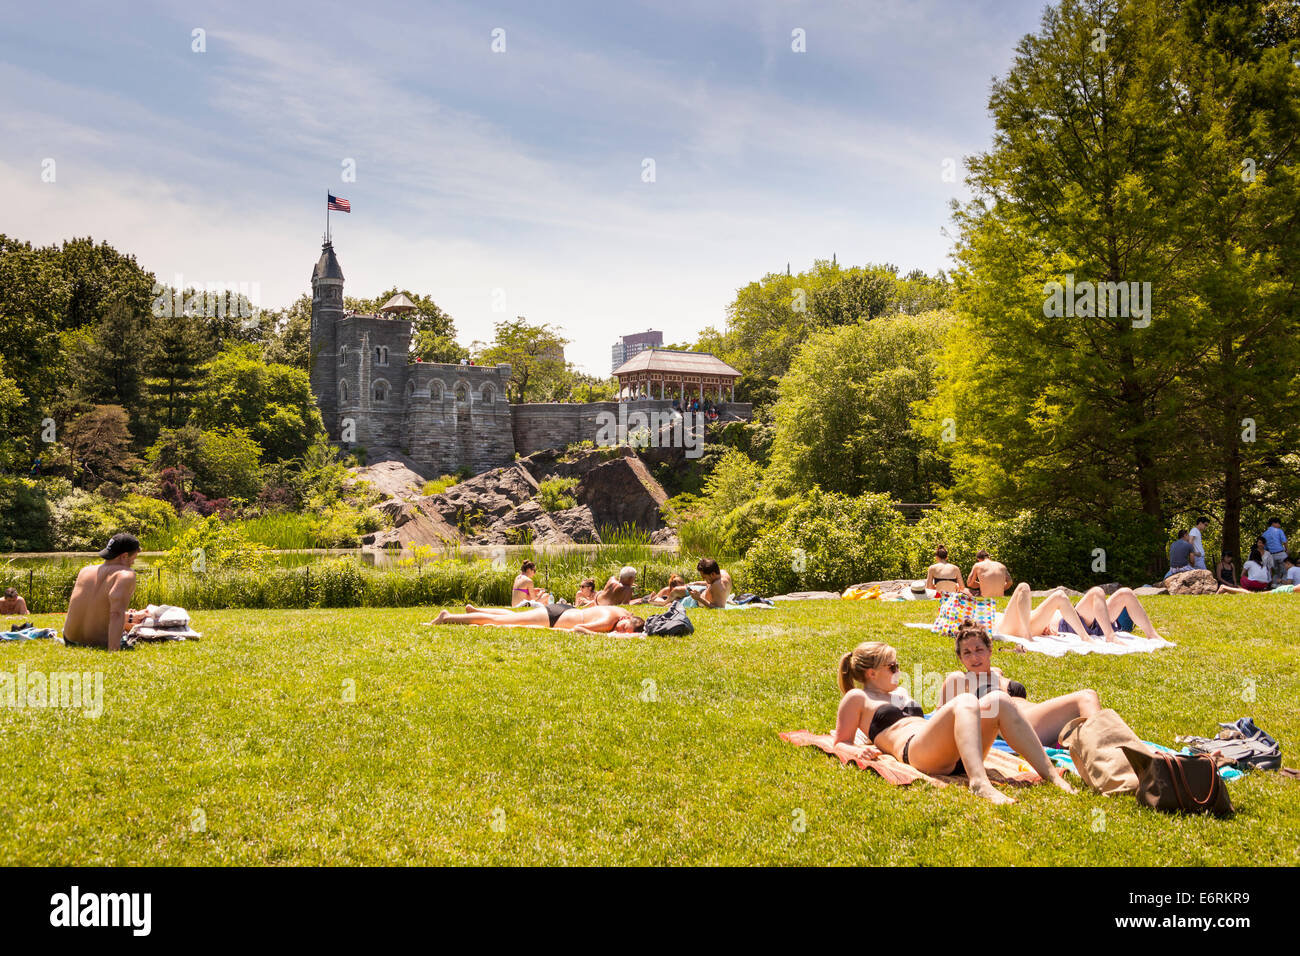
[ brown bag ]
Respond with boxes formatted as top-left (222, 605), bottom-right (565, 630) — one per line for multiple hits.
top-left (1059, 709), bottom-right (1147, 795)
top-left (1121, 746), bottom-right (1233, 817)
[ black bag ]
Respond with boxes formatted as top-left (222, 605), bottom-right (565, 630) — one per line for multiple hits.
top-left (644, 599), bottom-right (694, 636)
top-left (1121, 746), bottom-right (1234, 818)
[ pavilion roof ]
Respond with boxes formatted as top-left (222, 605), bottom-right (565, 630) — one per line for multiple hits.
top-left (612, 349), bottom-right (741, 379)
top-left (380, 292), bottom-right (419, 313)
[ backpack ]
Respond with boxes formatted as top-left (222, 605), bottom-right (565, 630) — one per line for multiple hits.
top-left (1178, 717), bottom-right (1282, 771)
top-left (644, 600), bottom-right (695, 636)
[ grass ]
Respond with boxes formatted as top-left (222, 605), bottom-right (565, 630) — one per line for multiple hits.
top-left (1, 596), bottom-right (1297, 865)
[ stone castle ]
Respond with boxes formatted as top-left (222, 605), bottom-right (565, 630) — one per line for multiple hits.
top-left (309, 240), bottom-right (749, 475)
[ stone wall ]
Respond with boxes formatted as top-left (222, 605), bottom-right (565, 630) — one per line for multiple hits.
top-left (511, 400), bottom-right (753, 456)
top-left (402, 363), bottom-right (516, 474)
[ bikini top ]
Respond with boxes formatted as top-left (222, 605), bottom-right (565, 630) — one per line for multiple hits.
top-left (867, 697), bottom-right (925, 740)
top-left (971, 673), bottom-right (1027, 700)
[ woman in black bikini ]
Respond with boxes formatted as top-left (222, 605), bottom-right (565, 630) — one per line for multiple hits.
top-left (938, 623), bottom-right (1101, 747)
top-left (924, 546), bottom-right (964, 596)
top-left (425, 603), bottom-right (645, 635)
top-left (833, 641), bottom-right (1074, 804)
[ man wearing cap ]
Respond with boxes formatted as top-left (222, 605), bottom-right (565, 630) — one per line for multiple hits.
top-left (64, 533), bottom-right (146, 651)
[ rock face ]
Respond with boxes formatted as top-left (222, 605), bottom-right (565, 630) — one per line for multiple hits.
top-left (1164, 569), bottom-right (1220, 595)
top-left (358, 446), bottom-right (672, 551)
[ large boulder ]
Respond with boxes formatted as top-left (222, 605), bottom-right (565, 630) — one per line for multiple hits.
top-left (422, 463), bottom-right (539, 531)
top-left (1164, 569), bottom-right (1220, 595)
top-left (347, 455), bottom-right (430, 500)
top-left (575, 456), bottom-right (668, 531)
top-left (360, 502), bottom-right (460, 550)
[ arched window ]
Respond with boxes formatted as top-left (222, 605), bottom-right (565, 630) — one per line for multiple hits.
top-left (430, 381), bottom-right (443, 402)
top-left (455, 382), bottom-right (469, 404)
top-left (480, 383), bottom-right (495, 404)
top-left (373, 379), bottom-right (390, 402)
top-left (339, 345), bottom-right (349, 365)
top-left (339, 380), bottom-right (349, 402)
top-left (375, 346), bottom-right (389, 367)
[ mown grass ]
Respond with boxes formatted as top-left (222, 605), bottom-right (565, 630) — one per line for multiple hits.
top-left (1, 596), bottom-right (1297, 865)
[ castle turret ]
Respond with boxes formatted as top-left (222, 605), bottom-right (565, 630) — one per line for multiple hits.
top-left (309, 241), bottom-right (345, 437)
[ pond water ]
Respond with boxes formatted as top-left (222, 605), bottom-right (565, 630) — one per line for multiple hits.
top-left (3, 544), bottom-right (679, 572)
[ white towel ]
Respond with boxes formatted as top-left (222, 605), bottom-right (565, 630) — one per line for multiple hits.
top-left (902, 621), bottom-right (1172, 655)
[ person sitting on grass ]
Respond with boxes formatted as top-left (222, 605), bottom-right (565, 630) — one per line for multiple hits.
top-left (573, 578), bottom-right (598, 608)
top-left (0, 587), bottom-right (29, 617)
top-left (1214, 552), bottom-right (1237, 589)
top-left (833, 641), bottom-right (1075, 804)
top-left (686, 558), bottom-right (732, 608)
top-left (596, 566), bottom-right (639, 605)
top-left (924, 546), bottom-right (964, 595)
top-left (938, 623), bottom-right (1101, 747)
top-left (425, 603), bottom-right (645, 635)
top-left (511, 561), bottom-right (552, 607)
top-left (966, 550), bottom-right (1012, 597)
top-left (637, 573), bottom-right (688, 606)
top-left (993, 582), bottom-right (1164, 642)
top-left (1240, 545), bottom-right (1272, 592)
top-left (63, 533), bottom-right (149, 651)
top-left (1284, 555), bottom-right (1300, 588)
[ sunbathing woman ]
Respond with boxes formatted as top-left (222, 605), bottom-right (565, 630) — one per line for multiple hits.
top-left (924, 546), bottom-right (964, 595)
top-left (637, 574), bottom-right (688, 606)
top-left (993, 583), bottom-right (1164, 642)
top-left (834, 641), bottom-right (1074, 804)
top-left (425, 603), bottom-right (645, 635)
top-left (938, 623), bottom-right (1100, 747)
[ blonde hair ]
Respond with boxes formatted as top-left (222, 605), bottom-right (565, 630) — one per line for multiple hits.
top-left (837, 641), bottom-right (897, 694)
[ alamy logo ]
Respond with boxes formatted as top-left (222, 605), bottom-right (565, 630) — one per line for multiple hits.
top-left (151, 274), bottom-right (261, 320)
top-left (594, 408), bottom-right (705, 458)
top-left (1, 666), bottom-right (102, 718)
top-left (49, 886), bottom-right (151, 936)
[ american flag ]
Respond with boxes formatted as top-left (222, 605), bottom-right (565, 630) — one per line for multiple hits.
top-left (327, 194), bottom-right (351, 212)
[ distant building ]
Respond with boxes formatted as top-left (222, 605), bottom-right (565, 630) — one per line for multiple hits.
top-left (611, 330), bottom-right (663, 373)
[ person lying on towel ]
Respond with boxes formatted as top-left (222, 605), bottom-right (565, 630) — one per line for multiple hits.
top-left (833, 641), bottom-right (1075, 804)
top-left (63, 533), bottom-right (149, 651)
top-left (424, 603), bottom-right (645, 635)
top-left (992, 583), bottom-right (1164, 642)
top-left (938, 623), bottom-right (1101, 748)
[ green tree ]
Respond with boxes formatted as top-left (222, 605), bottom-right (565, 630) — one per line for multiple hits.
top-left (261, 294), bottom-right (312, 370)
top-left (143, 310), bottom-right (212, 435)
top-left (768, 313), bottom-right (953, 502)
top-left (476, 317), bottom-right (570, 403)
top-left (192, 427), bottom-right (263, 501)
top-left (190, 344), bottom-right (324, 461)
top-left (0, 356), bottom-right (24, 471)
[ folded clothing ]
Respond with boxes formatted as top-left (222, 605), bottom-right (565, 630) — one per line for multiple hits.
top-left (128, 604), bottom-right (201, 642)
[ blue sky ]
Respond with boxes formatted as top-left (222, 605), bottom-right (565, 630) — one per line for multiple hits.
top-left (1, 0), bottom-right (1049, 374)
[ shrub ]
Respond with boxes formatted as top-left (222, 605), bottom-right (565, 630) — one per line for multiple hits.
top-left (744, 489), bottom-right (910, 594)
top-left (0, 477), bottom-right (55, 551)
top-left (156, 514), bottom-right (272, 573)
top-left (537, 476), bottom-right (579, 512)
top-left (422, 474), bottom-right (461, 496)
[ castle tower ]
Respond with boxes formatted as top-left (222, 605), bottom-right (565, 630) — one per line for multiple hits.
top-left (309, 241), bottom-right (345, 438)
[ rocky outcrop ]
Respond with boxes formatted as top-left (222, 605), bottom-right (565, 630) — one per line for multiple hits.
top-left (1164, 569), bottom-right (1220, 595)
top-left (358, 445), bottom-right (672, 551)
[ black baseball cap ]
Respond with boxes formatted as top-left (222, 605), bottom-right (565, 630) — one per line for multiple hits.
top-left (97, 533), bottom-right (141, 559)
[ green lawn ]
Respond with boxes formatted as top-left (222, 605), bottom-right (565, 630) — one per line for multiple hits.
top-left (2, 596), bottom-right (1297, 865)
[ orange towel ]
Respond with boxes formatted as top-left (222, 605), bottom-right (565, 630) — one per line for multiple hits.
top-left (780, 730), bottom-right (1043, 788)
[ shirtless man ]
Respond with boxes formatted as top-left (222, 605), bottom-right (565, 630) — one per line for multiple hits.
top-left (596, 566), bottom-right (639, 605)
top-left (0, 587), bottom-right (29, 617)
top-left (511, 560), bottom-right (551, 607)
top-left (967, 550), bottom-right (1013, 598)
top-left (687, 558), bottom-right (732, 608)
top-left (425, 603), bottom-right (644, 635)
top-left (64, 533), bottom-right (146, 651)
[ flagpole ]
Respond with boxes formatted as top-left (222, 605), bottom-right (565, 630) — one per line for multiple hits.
top-left (326, 189), bottom-right (330, 243)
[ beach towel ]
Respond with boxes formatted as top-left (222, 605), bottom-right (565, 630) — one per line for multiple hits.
top-left (902, 621), bottom-right (1174, 656)
top-left (1, 627), bottom-right (57, 642)
top-left (780, 728), bottom-right (1042, 788)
